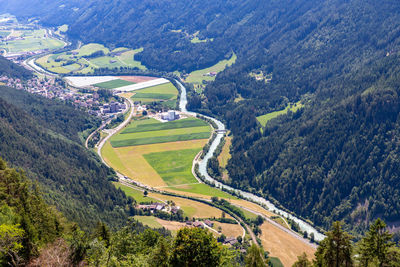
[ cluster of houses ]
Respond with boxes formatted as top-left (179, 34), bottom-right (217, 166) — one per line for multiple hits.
top-left (185, 220), bottom-right (239, 245)
top-left (1, 76), bottom-right (66, 99)
top-left (203, 71), bottom-right (217, 77)
top-left (1, 75), bottom-right (127, 120)
top-left (137, 202), bottom-right (181, 214)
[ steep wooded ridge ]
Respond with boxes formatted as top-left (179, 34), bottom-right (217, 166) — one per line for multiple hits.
top-left (0, 58), bottom-right (132, 229)
top-left (2, 0), bottom-right (400, 233)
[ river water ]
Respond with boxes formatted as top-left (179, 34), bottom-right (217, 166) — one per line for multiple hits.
top-left (176, 80), bottom-right (325, 241)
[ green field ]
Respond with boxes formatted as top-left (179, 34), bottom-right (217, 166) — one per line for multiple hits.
top-left (93, 79), bottom-right (134, 89)
top-left (185, 53), bottom-right (237, 83)
top-left (144, 148), bottom-right (199, 186)
top-left (131, 82), bottom-right (178, 104)
top-left (168, 183), bottom-right (236, 199)
top-left (133, 92), bottom-right (175, 99)
top-left (114, 183), bottom-right (158, 203)
top-left (134, 216), bottom-right (163, 228)
top-left (111, 132), bottom-right (211, 148)
top-left (122, 117), bottom-right (208, 134)
top-left (257, 101), bottom-right (303, 128)
top-left (0, 29), bottom-right (64, 53)
top-left (130, 82), bottom-right (179, 108)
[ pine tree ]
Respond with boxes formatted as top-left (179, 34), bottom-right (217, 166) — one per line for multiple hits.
top-left (357, 218), bottom-right (396, 267)
top-left (314, 221), bottom-right (353, 267)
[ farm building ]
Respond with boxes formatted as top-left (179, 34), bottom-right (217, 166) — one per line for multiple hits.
top-left (161, 110), bottom-right (179, 121)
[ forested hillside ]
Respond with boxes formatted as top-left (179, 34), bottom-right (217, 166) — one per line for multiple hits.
top-left (0, 56), bottom-right (32, 79)
top-left (0, 85), bottom-right (133, 230)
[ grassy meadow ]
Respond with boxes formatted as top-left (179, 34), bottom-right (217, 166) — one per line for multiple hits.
top-left (185, 53), bottom-right (237, 83)
top-left (257, 101), bottom-right (304, 128)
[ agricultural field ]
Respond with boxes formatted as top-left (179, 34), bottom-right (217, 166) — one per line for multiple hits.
top-left (130, 82), bottom-right (178, 107)
top-left (0, 28), bottom-right (64, 54)
top-left (185, 53), bottom-right (237, 84)
top-left (116, 182), bottom-right (228, 219)
top-left (218, 137), bottom-right (232, 181)
top-left (259, 222), bottom-right (315, 267)
top-left (212, 221), bottom-right (243, 238)
top-left (257, 101), bottom-right (304, 128)
top-left (35, 43), bottom-right (146, 74)
top-left (166, 184), bottom-right (235, 199)
top-left (144, 148), bottom-right (201, 185)
top-left (103, 140), bottom-right (206, 187)
top-left (134, 216), bottom-right (164, 228)
top-left (93, 79), bottom-right (134, 89)
top-left (110, 116), bottom-right (210, 148)
top-left (122, 117), bottom-right (208, 134)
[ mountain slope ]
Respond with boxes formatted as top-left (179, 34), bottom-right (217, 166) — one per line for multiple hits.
top-left (0, 85), bottom-right (133, 230)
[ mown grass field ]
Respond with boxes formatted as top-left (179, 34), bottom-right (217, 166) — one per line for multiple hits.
top-left (166, 184), bottom-right (235, 199)
top-left (131, 82), bottom-right (178, 104)
top-left (257, 101), bottom-right (304, 128)
top-left (93, 79), bottom-right (134, 89)
top-left (259, 222), bottom-right (315, 267)
top-left (134, 216), bottom-right (163, 228)
top-left (185, 53), bottom-right (237, 83)
top-left (218, 137), bottom-right (232, 168)
top-left (212, 221), bottom-right (243, 238)
top-left (110, 116), bottom-right (210, 148)
top-left (144, 148), bottom-right (200, 186)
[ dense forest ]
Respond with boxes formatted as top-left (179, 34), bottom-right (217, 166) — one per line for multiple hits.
top-left (3, 0), bottom-right (400, 233)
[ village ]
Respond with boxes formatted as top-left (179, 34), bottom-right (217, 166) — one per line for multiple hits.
top-left (0, 75), bottom-right (127, 120)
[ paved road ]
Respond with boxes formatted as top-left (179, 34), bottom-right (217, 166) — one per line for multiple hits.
top-left (97, 97), bottom-right (135, 163)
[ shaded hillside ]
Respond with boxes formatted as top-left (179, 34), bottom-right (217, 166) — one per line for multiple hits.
top-left (0, 56), bottom-right (32, 79)
top-left (0, 85), bottom-right (133, 230)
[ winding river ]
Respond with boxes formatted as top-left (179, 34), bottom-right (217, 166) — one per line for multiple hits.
top-left (176, 80), bottom-right (325, 242)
